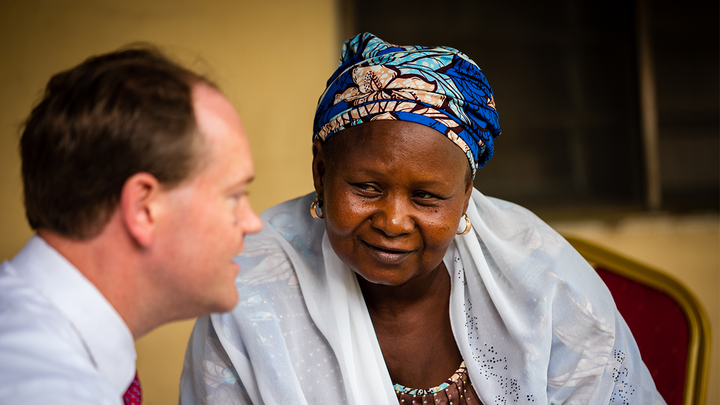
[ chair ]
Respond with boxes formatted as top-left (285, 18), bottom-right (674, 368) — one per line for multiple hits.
top-left (564, 237), bottom-right (711, 405)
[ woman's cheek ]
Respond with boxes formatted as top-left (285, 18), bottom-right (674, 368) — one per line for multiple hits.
top-left (424, 209), bottom-right (462, 247)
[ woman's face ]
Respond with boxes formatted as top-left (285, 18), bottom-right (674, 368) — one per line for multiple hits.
top-left (313, 120), bottom-right (472, 287)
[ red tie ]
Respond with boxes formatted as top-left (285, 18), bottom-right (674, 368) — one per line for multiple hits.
top-left (123, 372), bottom-right (142, 405)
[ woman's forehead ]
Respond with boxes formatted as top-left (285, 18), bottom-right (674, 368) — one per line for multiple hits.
top-left (328, 121), bottom-right (468, 171)
top-left (336, 121), bottom-right (448, 147)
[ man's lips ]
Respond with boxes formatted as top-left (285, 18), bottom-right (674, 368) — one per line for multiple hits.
top-left (362, 241), bottom-right (415, 264)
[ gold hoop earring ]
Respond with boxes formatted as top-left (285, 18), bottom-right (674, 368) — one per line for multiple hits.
top-left (310, 197), bottom-right (325, 219)
top-left (457, 213), bottom-right (471, 235)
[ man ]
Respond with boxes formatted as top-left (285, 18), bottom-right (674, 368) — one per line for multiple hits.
top-left (0, 47), bottom-right (262, 404)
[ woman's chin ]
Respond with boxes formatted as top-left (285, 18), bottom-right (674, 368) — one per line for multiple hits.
top-left (353, 269), bottom-right (414, 288)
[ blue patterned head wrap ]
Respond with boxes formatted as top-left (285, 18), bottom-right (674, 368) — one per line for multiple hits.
top-left (313, 32), bottom-right (501, 176)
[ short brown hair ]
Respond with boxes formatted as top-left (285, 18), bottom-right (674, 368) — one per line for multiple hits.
top-left (20, 46), bottom-right (213, 239)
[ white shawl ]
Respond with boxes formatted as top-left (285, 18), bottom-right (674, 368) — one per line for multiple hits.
top-left (181, 189), bottom-right (665, 405)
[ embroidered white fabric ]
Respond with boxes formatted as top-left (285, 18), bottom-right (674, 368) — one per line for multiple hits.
top-left (181, 189), bottom-right (665, 405)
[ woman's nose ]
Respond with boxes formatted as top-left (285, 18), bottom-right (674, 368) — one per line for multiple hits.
top-left (370, 196), bottom-right (414, 237)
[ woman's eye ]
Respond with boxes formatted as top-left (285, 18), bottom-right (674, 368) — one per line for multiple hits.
top-left (414, 191), bottom-right (435, 199)
top-left (354, 183), bottom-right (379, 193)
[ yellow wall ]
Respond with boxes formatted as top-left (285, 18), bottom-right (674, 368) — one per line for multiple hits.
top-left (1, 2), bottom-right (717, 405)
top-left (0, 0), bottom-right (340, 260)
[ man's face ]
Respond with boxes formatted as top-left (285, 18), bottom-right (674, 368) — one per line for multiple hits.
top-left (152, 83), bottom-right (262, 317)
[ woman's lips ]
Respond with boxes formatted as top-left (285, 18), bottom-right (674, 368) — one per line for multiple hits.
top-left (362, 241), bottom-right (414, 264)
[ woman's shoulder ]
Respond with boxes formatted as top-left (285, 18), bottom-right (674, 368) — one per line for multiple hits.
top-left (467, 188), bottom-right (615, 313)
top-left (234, 193), bottom-right (325, 288)
top-left (471, 188), bottom-right (559, 238)
top-left (259, 193), bottom-right (324, 248)
top-left (468, 188), bottom-right (574, 268)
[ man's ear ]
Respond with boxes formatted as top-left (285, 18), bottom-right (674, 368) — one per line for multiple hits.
top-left (311, 140), bottom-right (326, 198)
top-left (119, 172), bottom-right (162, 248)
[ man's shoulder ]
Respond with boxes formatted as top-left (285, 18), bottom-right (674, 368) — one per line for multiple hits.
top-left (0, 259), bottom-right (66, 323)
top-left (0, 261), bottom-right (120, 404)
top-left (1, 249), bottom-right (85, 340)
top-left (0, 260), bottom-right (89, 368)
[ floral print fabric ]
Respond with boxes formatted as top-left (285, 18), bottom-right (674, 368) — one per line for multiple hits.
top-left (313, 33), bottom-right (502, 176)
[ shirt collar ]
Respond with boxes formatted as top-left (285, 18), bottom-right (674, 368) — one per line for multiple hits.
top-left (11, 235), bottom-right (136, 395)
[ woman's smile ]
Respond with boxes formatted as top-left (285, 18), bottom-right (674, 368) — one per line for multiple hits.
top-left (361, 240), bottom-right (416, 265)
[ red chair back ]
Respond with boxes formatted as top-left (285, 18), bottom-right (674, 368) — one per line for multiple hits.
top-left (596, 267), bottom-right (688, 405)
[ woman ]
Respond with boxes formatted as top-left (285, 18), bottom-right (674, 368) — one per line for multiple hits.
top-left (181, 33), bottom-right (664, 404)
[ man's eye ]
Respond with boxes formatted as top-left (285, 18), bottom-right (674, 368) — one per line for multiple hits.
top-left (230, 191), bottom-right (247, 202)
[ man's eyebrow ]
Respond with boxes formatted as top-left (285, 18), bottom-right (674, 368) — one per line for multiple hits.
top-left (230, 175), bottom-right (255, 189)
top-left (243, 175), bottom-right (255, 185)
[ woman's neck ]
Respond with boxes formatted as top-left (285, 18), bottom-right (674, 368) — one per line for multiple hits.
top-left (357, 261), bottom-right (451, 320)
top-left (357, 261), bottom-right (463, 388)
